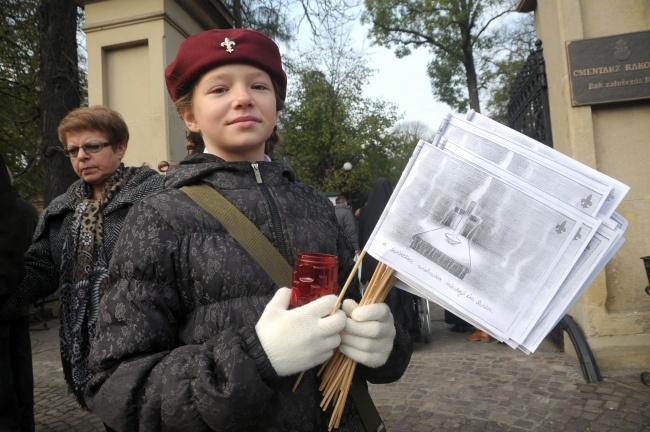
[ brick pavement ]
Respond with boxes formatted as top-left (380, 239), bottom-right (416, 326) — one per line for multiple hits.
top-left (29, 304), bottom-right (650, 431)
top-left (30, 320), bottom-right (104, 432)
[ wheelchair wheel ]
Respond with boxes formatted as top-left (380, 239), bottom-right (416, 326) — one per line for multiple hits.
top-left (641, 371), bottom-right (650, 386)
top-left (418, 297), bottom-right (432, 344)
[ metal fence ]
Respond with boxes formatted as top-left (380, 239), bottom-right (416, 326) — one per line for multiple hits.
top-left (507, 40), bottom-right (553, 147)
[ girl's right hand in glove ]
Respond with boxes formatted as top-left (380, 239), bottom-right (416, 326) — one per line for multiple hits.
top-left (339, 299), bottom-right (396, 368)
top-left (255, 288), bottom-right (346, 376)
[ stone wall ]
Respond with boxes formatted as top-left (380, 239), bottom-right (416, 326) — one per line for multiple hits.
top-left (525, 0), bottom-right (650, 373)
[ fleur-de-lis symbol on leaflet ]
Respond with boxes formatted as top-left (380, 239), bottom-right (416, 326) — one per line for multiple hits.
top-left (573, 227), bottom-right (582, 241)
top-left (221, 37), bottom-right (235, 53)
top-left (556, 221), bottom-right (567, 234)
top-left (581, 194), bottom-right (593, 209)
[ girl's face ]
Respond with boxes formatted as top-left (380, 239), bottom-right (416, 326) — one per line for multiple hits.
top-left (182, 63), bottom-right (278, 162)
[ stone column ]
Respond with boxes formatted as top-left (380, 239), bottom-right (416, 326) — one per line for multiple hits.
top-left (76, 0), bottom-right (232, 167)
top-left (519, 0), bottom-right (650, 373)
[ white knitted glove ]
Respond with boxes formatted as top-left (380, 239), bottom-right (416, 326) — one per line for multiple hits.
top-left (256, 288), bottom-right (346, 376)
top-left (340, 300), bottom-right (396, 368)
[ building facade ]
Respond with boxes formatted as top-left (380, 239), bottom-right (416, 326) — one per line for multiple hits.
top-left (517, 0), bottom-right (650, 373)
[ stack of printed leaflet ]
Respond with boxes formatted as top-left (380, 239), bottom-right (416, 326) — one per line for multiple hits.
top-left (365, 111), bottom-right (629, 353)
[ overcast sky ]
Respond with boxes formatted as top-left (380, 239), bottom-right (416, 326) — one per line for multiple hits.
top-left (360, 42), bottom-right (454, 132)
top-left (286, 20), bottom-right (455, 136)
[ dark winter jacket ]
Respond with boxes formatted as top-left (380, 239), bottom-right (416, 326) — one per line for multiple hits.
top-left (86, 154), bottom-right (413, 431)
top-left (0, 165), bottom-right (164, 309)
top-left (335, 204), bottom-right (360, 251)
top-left (0, 165), bottom-right (164, 402)
top-left (0, 155), bottom-right (39, 321)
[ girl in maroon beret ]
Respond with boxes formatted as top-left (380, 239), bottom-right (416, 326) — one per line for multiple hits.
top-left (86, 28), bottom-right (413, 432)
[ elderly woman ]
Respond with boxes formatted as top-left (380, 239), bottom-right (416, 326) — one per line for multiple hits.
top-left (0, 105), bottom-right (164, 410)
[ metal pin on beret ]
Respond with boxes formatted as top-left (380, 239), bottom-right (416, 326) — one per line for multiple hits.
top-left (165, 28), bottom-right (287, 102)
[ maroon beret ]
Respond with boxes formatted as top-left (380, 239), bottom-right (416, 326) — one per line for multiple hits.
top-left (165, 28), bottom-right (287, 102)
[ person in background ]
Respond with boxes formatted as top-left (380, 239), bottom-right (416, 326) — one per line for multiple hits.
top-left (334, 195), bottom-right (361, 255)
top-left (357, 178), bottom-right (392, 284)
top-left (0, 155), bottom-right (39, 432)
top-left (0, 106), bottom-right (164, 427)
top-left (445, 310), bottom-right (471, 333)
top-left (86, 29), bottom-right (412, 431)
top-left (466, 326), bottom-right (491, 342)
top-left (358, 178), bottom-right (421, 342)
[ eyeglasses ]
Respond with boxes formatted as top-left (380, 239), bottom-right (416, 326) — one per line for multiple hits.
top-left (63, 142), bottom-right (115, 158)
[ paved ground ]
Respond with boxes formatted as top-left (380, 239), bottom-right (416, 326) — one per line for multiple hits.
top-left (29, 304), bottom-right (650, 431)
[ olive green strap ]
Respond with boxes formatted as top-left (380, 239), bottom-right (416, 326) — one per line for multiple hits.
top-left (351, 374), bottom-right (386, 432)
top-left (182, 183), bottom-right (383, 431)
top-left (180, 183), bottom-right (293, 288)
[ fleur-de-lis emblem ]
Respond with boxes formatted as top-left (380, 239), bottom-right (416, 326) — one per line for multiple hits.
top-left (221, 37), bottom-right (235, 53)
top-left (555, 221), bottom-right (567, 234)
top-left (573, 227), bottom-right (582, 241)
top-left (580, 194), bottom-right (593, 209)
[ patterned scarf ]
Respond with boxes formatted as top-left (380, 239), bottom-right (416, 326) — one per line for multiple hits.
top-left (59, 164), bottom-right (136, 407)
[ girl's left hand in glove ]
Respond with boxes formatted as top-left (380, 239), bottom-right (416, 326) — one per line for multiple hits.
top-left (339, 300), bottom-right (396, 368)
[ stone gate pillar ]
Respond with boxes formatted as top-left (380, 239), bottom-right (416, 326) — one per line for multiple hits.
top-left (75, 0), bottom-right (232, 167)
top-left (517, 0), bottom-right (650, 374)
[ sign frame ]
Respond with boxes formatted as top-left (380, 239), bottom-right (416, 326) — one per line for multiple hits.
top-left (566, 30), bottom-right (650, 106)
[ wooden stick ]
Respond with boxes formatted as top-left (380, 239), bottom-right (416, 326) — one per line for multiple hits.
top-left (317, 356), bottom-right (331, 377)
top-left (293, 250), bottom-right (367, 393)
top-left (319, 352), bottom-right (344, 390)
top-left (333, 361), bottom-right (357, 430)
top-left (321, 262), bottom-right (396, 429)
top-left (319, 352), bottom-right (344, 392)
top-left (326, 356), bottom-right (358, 429)
top-left (330, 250), bottom-right (366, 315)
top-left (320, 364), bottom-right (344, 409)
top-left (362, 266), bottom-right (386, 305)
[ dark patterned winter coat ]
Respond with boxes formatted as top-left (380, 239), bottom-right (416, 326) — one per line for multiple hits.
top-left (0, 165), bottom-right (164, 402)
top-left (86, 154), bottom-right (413, 431)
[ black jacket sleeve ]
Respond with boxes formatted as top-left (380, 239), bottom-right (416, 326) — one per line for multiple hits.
top-left (0, 154), bottom-right (38, 301)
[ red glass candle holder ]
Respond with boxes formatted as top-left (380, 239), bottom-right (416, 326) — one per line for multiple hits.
top-left (290, 253), bottom-right (339, 308)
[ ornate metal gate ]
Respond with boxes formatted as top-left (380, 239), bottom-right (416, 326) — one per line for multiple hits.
top-left (507, 40), bottom-right (553, 147)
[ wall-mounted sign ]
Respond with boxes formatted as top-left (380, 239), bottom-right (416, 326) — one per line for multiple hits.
top-left (566, 30), bottom-right (650, 106)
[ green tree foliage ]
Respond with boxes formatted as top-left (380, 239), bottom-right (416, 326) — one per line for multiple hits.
top-left (482, 13), bottom-right (536, 124)
top-left (276, 44), bottom-right (403, 207)
top-left (388, 120), bottom-right (435, 183)
top-left (362, 0), bottom-right (518, 113)
top-left (0, 0), bottom-right (42, 200)
top-left (227, 0), bottom-right (294, 42)
top-left (0, 0), bottom-right (86, 203)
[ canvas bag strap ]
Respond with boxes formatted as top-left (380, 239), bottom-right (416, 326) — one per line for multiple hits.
top-left (181, 183), bottom-right (384, 432)
top-left (350, 374), bottom-right (386, 432)
top-left (180, 183), bottom-right (293, 288)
